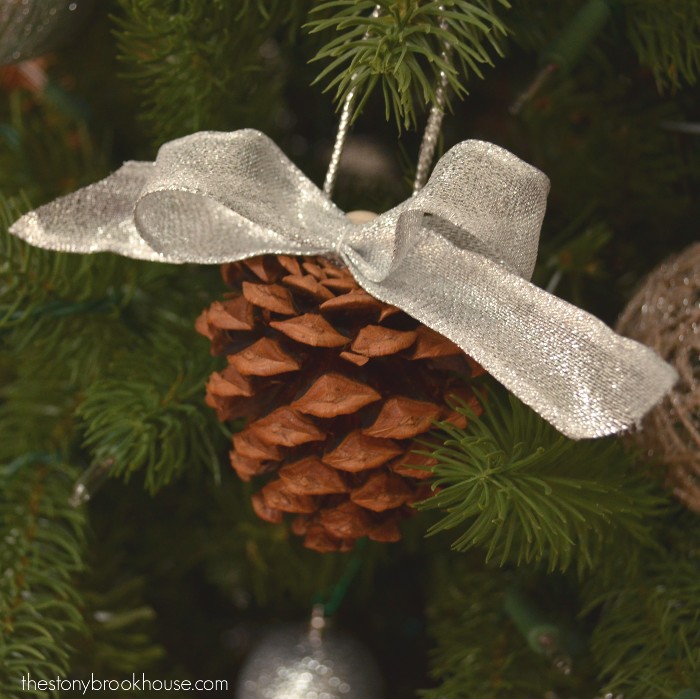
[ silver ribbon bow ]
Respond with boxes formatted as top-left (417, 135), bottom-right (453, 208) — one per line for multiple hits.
top-left (10, 128), bottom-right (676, 439)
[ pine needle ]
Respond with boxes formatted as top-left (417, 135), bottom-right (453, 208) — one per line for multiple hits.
top-left (77, 327), bottom-right (226, 494)
top-left (624, 0), bottom-right (700, 90)
top-left (417, 392), bottom-right (664, 573)
top-left (307, 0), bottom-right (510, 130)
top-left (0, 458), bottom-right (88, 696)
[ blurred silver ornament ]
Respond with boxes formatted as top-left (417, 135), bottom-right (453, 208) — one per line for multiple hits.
top-left (236, 606), bottom-right (382, 699)
top-left (0, 0), bottom-right (94, 65)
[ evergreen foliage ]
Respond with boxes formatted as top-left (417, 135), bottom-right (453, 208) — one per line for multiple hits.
top-left (582, 512), bottom-right (700, 698)
top-left (0, 458), bottom-right (87, 697)
top-left (421, 559), bottom-right (600, 698)
top-left (0, 95), bottom-right (108, 202)
top-left (1, 214), bottom-right (121, 324)
top-left (1, 0), bottom-right (699, 695)
top-left (71, 570), bottom-right (165, 677)
top-left (418, 393), bottom-right (663, 574)
top-left (114, 0), bottom-right (312, 145)
top-left (624, 0), bottom-right (700, 90)
top-left (308, 0), bottom-right (510, 128)
top-left (424, 525), bottom-right (700, 698)
top-left (77, 326), bottom-right (225, 493)
top-left (509, 0), bottom-right (700, 91)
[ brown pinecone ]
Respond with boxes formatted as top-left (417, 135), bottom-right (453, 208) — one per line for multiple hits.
top-left (196, 254), bottom-right (483, 552)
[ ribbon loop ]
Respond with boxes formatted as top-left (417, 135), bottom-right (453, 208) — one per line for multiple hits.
top-left (9, 128), bottom-right (676, 439)
top-left (413, 140), bottom-right (547, 279)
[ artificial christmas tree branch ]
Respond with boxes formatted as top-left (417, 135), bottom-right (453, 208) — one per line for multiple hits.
top-left (418, 393), bottom-right (664, 573)
top-left (77, 327), bottom-right (226, 494)
top-left (0, 212), bottom-right (126, 338)
top-left (0, 458), bottom-right (88, 694)
top-left (622, 0), bottom-right (700, 90)
top-left (581, 510), bottom-right (700, 698)
top-left (308, 0), bottom-right (510, 129)
top-left (69, 562), bottom-right (165, 678)
top-left (1, 0), bottom-right (699, 695)
top-left (421, 557), bottom-right (606, 698)
top-left (114, 0), bottom-right (310, 144)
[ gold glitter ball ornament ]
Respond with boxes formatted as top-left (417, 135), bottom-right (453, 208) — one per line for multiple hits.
top-left (616, 242), bottom-right (700, 511)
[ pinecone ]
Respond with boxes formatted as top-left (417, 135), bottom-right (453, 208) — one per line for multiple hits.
top-left (196, 254), bottom-right (483, 552)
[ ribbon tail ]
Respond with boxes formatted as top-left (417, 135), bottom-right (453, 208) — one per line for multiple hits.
top-left (346, 230), bottom-right (677, 440)
top-left (9, 162), bottom-right (178, 262)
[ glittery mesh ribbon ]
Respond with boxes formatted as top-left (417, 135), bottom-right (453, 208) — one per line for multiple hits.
top-left (10, 128), bottom-right (676, 439)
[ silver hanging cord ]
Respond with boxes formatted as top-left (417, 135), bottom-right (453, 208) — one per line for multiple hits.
top-left (324, 6), bottom-right (452, 198)
top-left (323, 4), bottom-right (382, 199)
top-left (414, 10), bottom-right (451, 194)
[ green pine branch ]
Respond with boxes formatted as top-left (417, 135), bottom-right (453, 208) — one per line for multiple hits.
top-left (0, 87), bottom-right (109, 203)
top-left (0, 201), bottom-right (126, 332)
top-left (423, 526), bottom-right (700, 699)
top-left (517, 57), bottom-right (698, 314)
top-left (77, 327), bottom-right (226, 494)
top-left (0, 458), bottom-right (88, 698)
top-left (624, 0), bottom-right (700, 90)
top-left (417, 392), bottom-right (665, 573)
top-left (582, 512), bottom-right (700, 698)
top-left (0, 349), bottom-right (83, 463)
top-left (507, 0), bottom-right (700, 91)
top-left (237, 0), bottom-right (313, 26)
top-left (71, 573), bottom-right (165, 677)
top-left (113, 0), bottom-right (308, 144)
top-left (0, 219), bottom-right (171, 392)
top-left (307, 0), bottom-right (510, 129)
top-left (420, 557), bottom-right (600, 698)
top-left (2, 197), bottom-right (225, 385)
